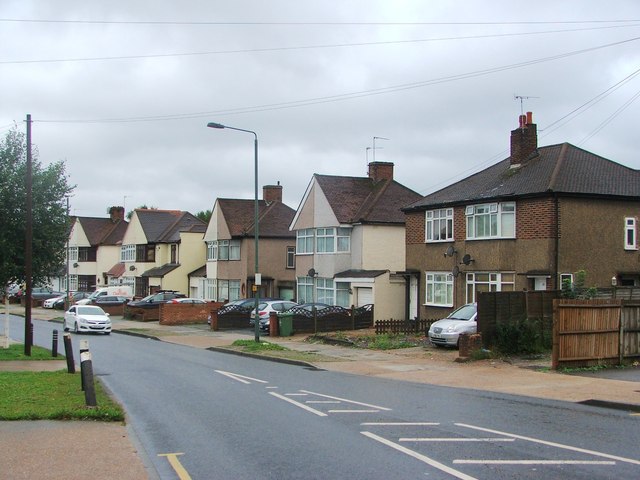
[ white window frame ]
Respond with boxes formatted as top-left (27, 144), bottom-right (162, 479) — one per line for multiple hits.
top-left (286, 246), bottom-right (295, 269)
top-left (625, 217), bottom-right (637, 250)
top-left (206, 278), bottom-right (216, 300)
top-left (296, 229), bottom-right (314, 254)
top-left (425, 272), bottom-right (454, 307)
top-left (120, 244), bottom-right (135, 262)
top-left (466, 202), bottom-right (515, 240)
top-left (68, 246), bottom-right (78, 262)
top-left (297, 276), bottom-right (314, 303)
top-left (425, 208), bottom-right (454, 243)
top-left (316, 228), bottom-right (335, 253)
top-left (336, 282), bottom-right (350, 307)
top-left (207, 241), bottom-right (217, 261)
top-left (336, 228), bottom-right (351, 252)
top-left (316, 277), bottom-right (335, 304)
top-left (208, 240), bottom-right (241, 261)
top-left (228, 280), bottom-right (241, 301)
top-left (560, 273), bottom-right (574, 290)
top-left (465, 272), bottom-right (515, 303)
top-left (68, 274), bottom-right (78, 292)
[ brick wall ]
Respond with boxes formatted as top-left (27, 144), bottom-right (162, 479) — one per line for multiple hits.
top-left (517, 197), bottom-right (556, 239)
top-left (405, 212), bottom-right (425, 244)
top-left (159, 302), bottom-right (222, 325)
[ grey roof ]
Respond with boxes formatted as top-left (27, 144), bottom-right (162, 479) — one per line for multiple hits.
top-left (136, 209), bottom-right (207, 243)
top-left (404, 143), bottom-right (640, 211)
top-left (76, 216), bottom-right (128, 246)
top-left (315, 174), bottom-right (422, 224)
top-left (141, 264), bottom-right (179, 277)
top-left (335, 269), bottom-right (388, 278)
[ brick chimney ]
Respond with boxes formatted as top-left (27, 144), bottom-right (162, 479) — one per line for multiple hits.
top-left (263, 183), bottom-right (283, 203)
top-left (510, 111), bottom-right (537, 166)
top-left (368, 161), bottom-right (394, 183)
top-left (109, 206), bottom-right (125, 223)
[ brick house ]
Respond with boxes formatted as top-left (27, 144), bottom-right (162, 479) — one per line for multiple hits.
top-left (290, 161), bottom-right (422, 322)
top-left (403, 112), bottom-right (640, 320)
top-left (202, 184), bottom-right (296, 302)
top-left (65, 206), bottom-right (128, 292)
top-left (121, 209), bottom-right (207, 298)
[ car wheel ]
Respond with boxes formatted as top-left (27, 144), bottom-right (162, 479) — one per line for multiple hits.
top-left (63, 320), bottom-right (69, 332)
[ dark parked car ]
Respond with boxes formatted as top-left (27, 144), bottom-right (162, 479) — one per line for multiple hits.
top-left (127, 291), bottom-right (186, 309)
top-left (31, 287), bottom-right (64, 301)
top-left (50, 291), bottom-right (91, 310)
top-left (93, 296), bottom-right (129, 307)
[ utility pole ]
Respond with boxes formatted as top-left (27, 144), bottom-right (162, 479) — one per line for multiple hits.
top-left (24, 114), bottom-right (33, 355)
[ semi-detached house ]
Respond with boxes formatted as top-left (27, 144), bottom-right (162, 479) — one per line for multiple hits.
top-left (290, 161), bottom-right (422, 322)
top-left (403, 112), bottom-right (640, 321)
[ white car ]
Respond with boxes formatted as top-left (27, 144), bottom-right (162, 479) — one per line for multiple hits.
top-left (43, 295), bottom-right (65, 309)
top-left (428, 303), bottom-right (477, 348)
top-left (63, 305), bottom-right (112, 334)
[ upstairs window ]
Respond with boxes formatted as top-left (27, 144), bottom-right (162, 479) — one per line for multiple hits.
top-left (136, 244), bottom-right (155, 262)
top-left (466, 202), bottom-right (515, 240)
top-left (426, 208), bottom-right (453, 242)
top-left (207, 240), bottom-right (240, 260)
top-left (286, 246), bottom-right (295, 269)
top-left (68, 246), bottom-right (78, 262)
top-left (120, 244), bottom-right (135, 262)
top-left (316, 228), bottom-right (335, 253)
top-left (296, 229), bottom-right (314, 254)
top-left (625, 217), bottom-right (637, 250)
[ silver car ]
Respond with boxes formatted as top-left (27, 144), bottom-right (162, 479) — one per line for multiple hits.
top-left (428, 303), bottom-right (477, 347)
top-left (63, 305), bottom-right (112, 334)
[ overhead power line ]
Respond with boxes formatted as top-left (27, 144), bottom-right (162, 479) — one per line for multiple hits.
top-left (3, 23), bottom-right (638, 65)
top-left (36, 36), bottom-right (640, 124)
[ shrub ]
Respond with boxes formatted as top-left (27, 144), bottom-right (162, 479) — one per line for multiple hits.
top-left (494, 318), bottom-right (547, 355)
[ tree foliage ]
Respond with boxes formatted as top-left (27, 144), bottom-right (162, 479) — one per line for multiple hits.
top-left (196, 209), bottom-right (212, 224)
top-left (0, 128), bottom-right (74, 288)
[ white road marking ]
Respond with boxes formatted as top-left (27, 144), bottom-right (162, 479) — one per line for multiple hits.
top-left (285, 393), bottom-right (308, 396)
top-left (457, 423), bottom-right (640, 465)
top-left (454, 460), bottom-right (615, 465)
top-left (328, 409), bottom-right (380, 413)
top-left (401, 438), bottom-right (514, 443)
top-left (299, 390), bottom-right (391, 411)
top-left (306, 400), bottom-right (341, 404)
top-left (214, 370), bottom-right (268, 384)
top-left (269, 392), bottom-right (327, 416)
top-left (361, 422), bottom-right (440, 426)
top-left (361, 431), bottom-right (478, 480)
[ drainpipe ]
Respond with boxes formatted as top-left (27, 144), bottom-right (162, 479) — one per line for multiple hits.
top-left (554, 193), bottom-right (560, 289)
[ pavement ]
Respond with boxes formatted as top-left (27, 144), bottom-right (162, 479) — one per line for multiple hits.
top-left (2, 306), bottom-right (640, 479)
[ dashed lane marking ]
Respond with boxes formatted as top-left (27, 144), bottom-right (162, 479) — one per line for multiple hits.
top-left (269, 392), bottom-right (328, 416)
top-left (361, 431), bottom-right (477, 480)
top-left (454, 460), bottom-right (615, 465)
top-left (299, 390), bottom-right (391, 411)
top-left (456, 423), bottom-right (640, 466)
top-left (215, 370), bottom-right (269, 384)
top-left (401, 437), bottom-right (514, 443)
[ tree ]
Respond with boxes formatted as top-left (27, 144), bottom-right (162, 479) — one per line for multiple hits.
top-left (0, 128), bottom-right (74, 289)
top-left (196, 209), bottom-right (212, 224)
top-left (126, 205), bottom-right (157, 220)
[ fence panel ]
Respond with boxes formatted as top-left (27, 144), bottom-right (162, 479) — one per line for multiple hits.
top-left (622, 303), bottom-right (640, 358)
top-left (552, 299), bottom-right (622, 369)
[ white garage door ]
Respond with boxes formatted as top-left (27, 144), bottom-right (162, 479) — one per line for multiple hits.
top-left (357, 287), bottom-right (373, 306)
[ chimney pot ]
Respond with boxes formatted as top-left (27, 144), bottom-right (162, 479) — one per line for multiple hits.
top-left (510, 113), bottom-right (538, 166)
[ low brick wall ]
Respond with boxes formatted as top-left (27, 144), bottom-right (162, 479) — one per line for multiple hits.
top-left (458, 333), bottom-right (483, 359)
top-left (99, 304), bottom-right (126, 317)
top-left (159, 302), bottom-right (222, 325)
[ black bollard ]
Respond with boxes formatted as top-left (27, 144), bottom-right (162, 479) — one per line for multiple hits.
top-left (79, 340), bottom-right (89, 391)
top-left (80, 350), bottom-right (97, 407)
top-left (63, 333), bottom-right (75, 373)
top-left (52, 329), bottom-right (58, 357)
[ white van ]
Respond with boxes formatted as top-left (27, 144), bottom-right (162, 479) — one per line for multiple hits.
top-left (76, 286), bottom-right (134, 305)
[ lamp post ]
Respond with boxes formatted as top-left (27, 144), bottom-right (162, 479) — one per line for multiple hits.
top-left (207, 122), bottom-right (261, 342)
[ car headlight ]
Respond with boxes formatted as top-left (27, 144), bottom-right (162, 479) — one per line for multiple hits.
top-left (446, 325), bottom-right (459, 332)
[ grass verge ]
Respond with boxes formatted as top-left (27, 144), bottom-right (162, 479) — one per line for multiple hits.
top-left (228, 339), bottom-right (342, 363)
top-left (0, 344), bottom-right (62, 361)
top-left (0, 370), bottom-right (125, 421)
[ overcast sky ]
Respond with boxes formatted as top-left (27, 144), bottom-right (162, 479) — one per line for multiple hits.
top-left (2, 1), bottom-right (639, 219)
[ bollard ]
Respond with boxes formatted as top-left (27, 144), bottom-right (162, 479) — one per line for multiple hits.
top-left (79, 340), bottom-right (89, 391)
top-left (80, 350), bottom-right (97, 407)
top-left (52, 330), bottom-right (58, 357)
top-left (63, 333), bottom-right (75, 373)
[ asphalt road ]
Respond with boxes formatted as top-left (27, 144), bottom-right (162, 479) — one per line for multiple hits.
top-left (10, 317), bottom-right (640, 479)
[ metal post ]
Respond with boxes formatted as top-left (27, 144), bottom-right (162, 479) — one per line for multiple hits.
top-left (79, 340), bottom-right (89, 391)
top-left (24, 114), bottom-right (33, 355)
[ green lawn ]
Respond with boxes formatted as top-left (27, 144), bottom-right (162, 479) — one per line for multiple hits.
top-left (0, 343), bottom-right (125, 421)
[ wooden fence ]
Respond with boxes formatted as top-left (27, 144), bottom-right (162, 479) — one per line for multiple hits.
top-left (477, 290), bottom-right (556, 347)
top-left (374, 319), bottom-right (435, 335)
top-left (552, 298), bottom-right (640, 369)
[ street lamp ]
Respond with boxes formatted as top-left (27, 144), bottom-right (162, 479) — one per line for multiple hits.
top-left (207, 122), bottom-right (261, 342)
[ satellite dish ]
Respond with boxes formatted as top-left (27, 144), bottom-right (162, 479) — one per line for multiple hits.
top-left (445, 246), bottom-right (456, 257)
top-left (461, 254), bottom-right (473, 266)
top-left (307, 268), bottom-right (317, 278)
top-left (452, 265), bottom-right (460, 277)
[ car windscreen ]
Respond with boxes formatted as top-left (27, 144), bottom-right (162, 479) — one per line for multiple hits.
top-left (447, 304), bottom-right (476, 321)
top-left (77, 306), bottom-right (105, 315)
